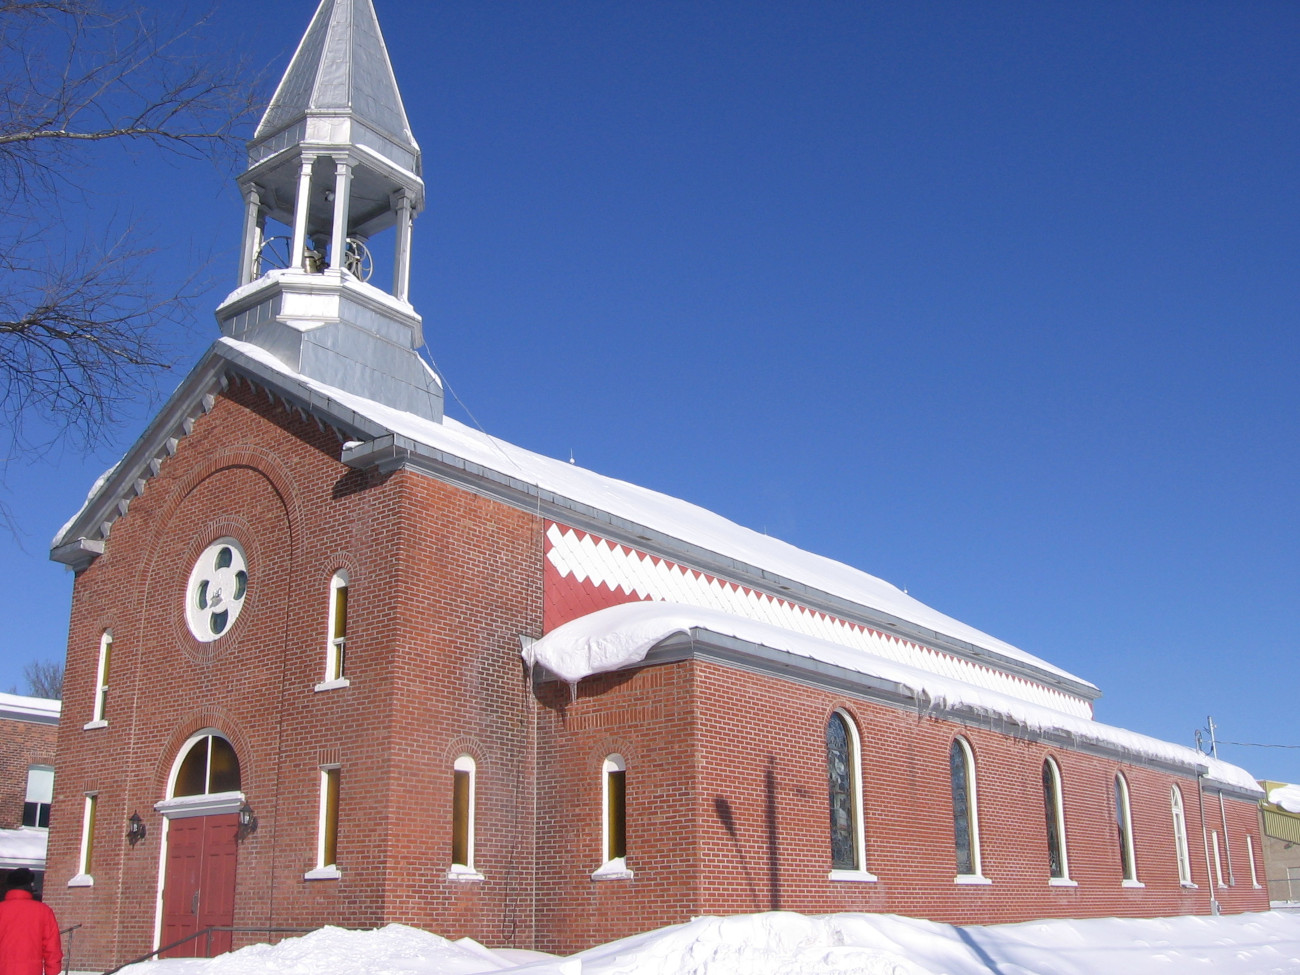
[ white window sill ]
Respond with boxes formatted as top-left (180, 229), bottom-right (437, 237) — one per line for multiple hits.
top-left (67, 874), bottom-right (93, 888)
top-left (304, 866), bottom-right (341, 881)
top-left (1049, 878), bottom-right (1078, 888)
top-left (82, 719), bottom-right (107, 731)
top-left (1122, 879), bottom-right (1146, 889)
top-left (954, 874), bottom-right (991, 886)
top-left (314, 677), bottom-right (351, 693)
top-left (829, 869), bottom-right (878, 883)
top-left (1180, 882), bottom-right (1199, 889)
top-left (446, 865), bottom-right (485, 883)
top-left (591, 858), bottom-right (634, 881)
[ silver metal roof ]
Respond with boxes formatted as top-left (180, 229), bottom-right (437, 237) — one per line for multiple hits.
top-left (253, 0), bottom-right (419, 166)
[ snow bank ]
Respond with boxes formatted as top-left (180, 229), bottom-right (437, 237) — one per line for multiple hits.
top-left (523, 601), bottom-right (1258, 791)
top-left (117, 924), bottom-right (512, 975)
top-left (114, 911), bottom-right (1300, 975)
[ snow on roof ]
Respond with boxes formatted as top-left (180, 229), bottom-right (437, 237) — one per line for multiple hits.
top-left (1268, 783), bottom-right (1300, 813)
top-left (52, 459), bottom-right (119, 548)
top-left (0, 691), bottom-right (60, 723)
top-left (523, 601), bottom-right (1259, 792)
top-left (0, 828), bottom-right (47, 868)
top-left (113, 911), bottom-right (1300, 975)
top-left (216, 338), bottom-right (1091, 691)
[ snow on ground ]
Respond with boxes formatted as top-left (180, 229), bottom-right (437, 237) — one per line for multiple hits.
top-left (114, 910), bottom-right (1300, 975)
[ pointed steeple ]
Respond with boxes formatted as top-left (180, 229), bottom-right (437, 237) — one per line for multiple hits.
top-left (216, 0), bottom-right (442, 421)
top-left (254, 0), bottom-right (419, 174)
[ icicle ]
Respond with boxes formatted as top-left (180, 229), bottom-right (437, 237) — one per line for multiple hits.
top-left (568, 680), bottom-right (578, 704)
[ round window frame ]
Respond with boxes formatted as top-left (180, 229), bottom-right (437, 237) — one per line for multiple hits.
top-left (184, 538), bottom-right (249, 642)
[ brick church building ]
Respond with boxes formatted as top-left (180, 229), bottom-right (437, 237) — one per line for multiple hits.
top-left (44, 0), bottom-right (1267, 968)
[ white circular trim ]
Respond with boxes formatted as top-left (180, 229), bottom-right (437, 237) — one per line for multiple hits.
top-left (185, 539), bottom-right (248, 641)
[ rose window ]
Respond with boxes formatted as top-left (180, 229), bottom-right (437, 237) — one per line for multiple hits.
top-left (186, 539), bottom-right (248, 641)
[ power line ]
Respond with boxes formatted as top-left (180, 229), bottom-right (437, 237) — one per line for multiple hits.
top-left (1218, 739), bottom-right (1300, 750)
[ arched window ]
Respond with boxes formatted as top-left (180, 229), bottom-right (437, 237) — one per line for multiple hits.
top-left (450, 755), bottom-right (478, 876)
top-left (88, 631), bottom-right (112, 726)
top-left (315, 766), bottom-right (341, 875)
top-left (325, 571), bottom-right (349, 683)
top-left (826, 710), bottom-right (867, 875)
top-left (950, 737), bottom-right (984, 879)
top-left (173, 733), bottom-right (241, 797)
top-left (1171, 785), bottom-right (1192, 886)
top-left (1042, 758), bottom-right (1071, 881)
top-left (1115, 773), bottom-right (1139, 884)
top-left (603, 754), bottom-right (627, 864)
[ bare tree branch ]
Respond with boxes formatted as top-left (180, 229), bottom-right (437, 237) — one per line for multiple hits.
top-left (23, 658), bottom-right (63, 699)
top-left (0, 0), bottom-right (262, 506)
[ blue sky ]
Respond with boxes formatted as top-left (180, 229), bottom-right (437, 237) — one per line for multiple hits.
top-left (3, 0), bottom-right (1298, 782)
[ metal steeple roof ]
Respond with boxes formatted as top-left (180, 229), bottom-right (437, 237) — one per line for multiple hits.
top-left (254, 0), bottom-right (418, 163)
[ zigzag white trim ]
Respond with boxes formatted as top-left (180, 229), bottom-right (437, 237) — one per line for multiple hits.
top-left (545, 523), bottom-right (1092, 719)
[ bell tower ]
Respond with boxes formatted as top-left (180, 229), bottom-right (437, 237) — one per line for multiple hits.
top-left (216, 0), bottom-right (443, 420)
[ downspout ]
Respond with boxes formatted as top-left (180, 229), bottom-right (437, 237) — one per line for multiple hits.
top-left (1196, 765), bottom-right (1219, 915)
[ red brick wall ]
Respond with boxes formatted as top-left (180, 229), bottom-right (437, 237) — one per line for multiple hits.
top-left (45, 379), bottom-right (545, 970)
top-left (373, 468), bottom-right (541, 946)
top-left (533, 662), bottom-right (700, 953)
top-left (0, 714), bottom-right (57, 830)
top-left (525, 657), bottom-right (1265, 952)
top-left (687, 660), bottom-right (1267, 924)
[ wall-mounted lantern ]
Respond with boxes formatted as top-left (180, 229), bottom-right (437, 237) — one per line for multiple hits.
top-left (237, 801), bottom-right (258, 841)
top-left (126, 811), bottom-right (147, 846)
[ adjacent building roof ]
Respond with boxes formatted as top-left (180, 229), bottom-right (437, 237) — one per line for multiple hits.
top-left (0, 692), bottom-right (60, 725)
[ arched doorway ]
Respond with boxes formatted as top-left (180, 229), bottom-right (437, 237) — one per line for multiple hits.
top-left (155, 732), bottom-right (243, 957)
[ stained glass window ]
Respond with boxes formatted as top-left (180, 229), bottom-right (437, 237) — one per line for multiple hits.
top-left (827, 712), bottom-right (858, 870)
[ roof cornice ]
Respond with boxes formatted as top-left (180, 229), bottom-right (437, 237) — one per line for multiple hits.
top-left (343, 433), bottom-right (1101, 703)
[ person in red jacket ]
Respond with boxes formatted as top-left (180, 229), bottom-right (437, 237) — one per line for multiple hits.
top-left (0, 868), bottom-right (62, 975)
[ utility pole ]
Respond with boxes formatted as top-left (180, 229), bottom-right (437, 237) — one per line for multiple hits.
top-left (1207, 716), bottom-right (1219, 759)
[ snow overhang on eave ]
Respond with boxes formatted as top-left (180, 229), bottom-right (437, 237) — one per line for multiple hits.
top-left (523, 605), bottom-right (1259, 797)
top-left (343, 433), bottom-right (1100, 704)
top-left (50, 340), bottom-right (386, 569)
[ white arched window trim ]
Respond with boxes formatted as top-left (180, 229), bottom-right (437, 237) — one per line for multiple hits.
top-left (1171, 785), bottom-right (1195, 888)
top-left (1043, 757), bottom-right (1075, 886)
top-left (154, 729), bottom-right (245, 819)
top-left (305, 764), bottom-right (342, 881)
top-left (67, 792), bottom-right (98, 888)
top-left (952, 737), bottom-right (989, 885)
top-left (1115, 772), bottom-right (1142, 887)
top-left (316, 570), bottom-right (350, 691)
top-left (592, 753), bottom-right (633, 881)
top-left (84, 630), bottom-right (112, 729)
top-left (828, 709), bottom-right (876, 883)
top-left (448, 755), bottom-right (484, 882)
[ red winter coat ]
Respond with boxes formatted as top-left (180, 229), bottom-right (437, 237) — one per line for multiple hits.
top-left (0, 889), bottom-right (62, 975)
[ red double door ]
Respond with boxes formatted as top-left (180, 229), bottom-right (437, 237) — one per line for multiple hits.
top-left (161, 814), bottom-right (239, 957)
